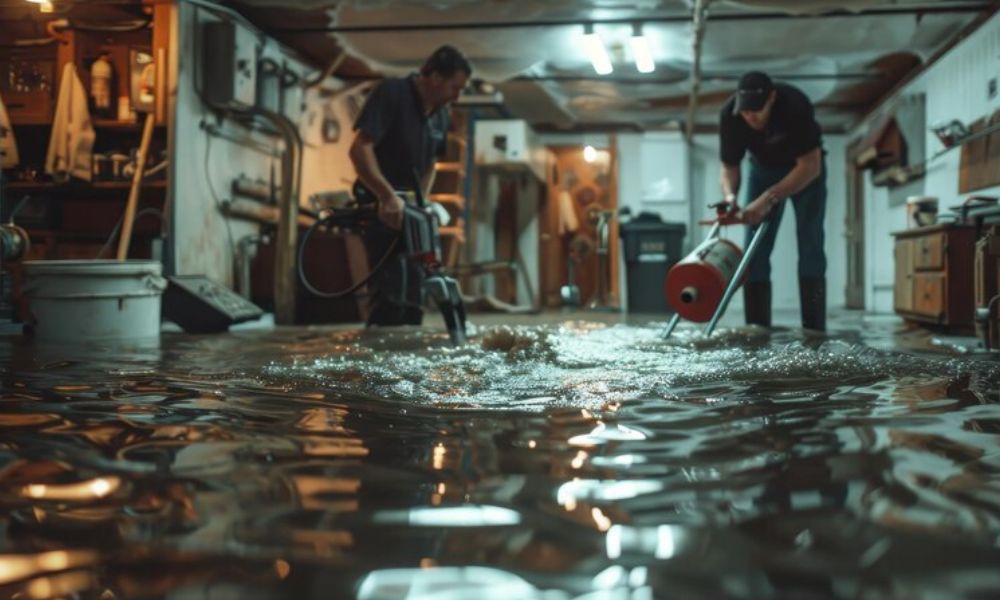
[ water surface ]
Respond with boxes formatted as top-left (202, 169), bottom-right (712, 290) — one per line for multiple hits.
top-left (1, 319), bottom-right (999, 599)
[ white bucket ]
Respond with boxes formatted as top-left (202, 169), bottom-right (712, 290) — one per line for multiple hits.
top-left (22, 260), bottom-right (167, 342)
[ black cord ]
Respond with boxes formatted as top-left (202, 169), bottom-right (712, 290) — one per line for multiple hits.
top-left (96, 207), bottom-right (163, 259)
top-left (8, 195), bottom-right (31, 222)
top-left (296, 214), bottom-right (400, 299)
top-left (204, 134), bottom-right (237, 254)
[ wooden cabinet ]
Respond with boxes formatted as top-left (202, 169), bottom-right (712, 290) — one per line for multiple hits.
top-left (893, 225), bottom-right (975, 330)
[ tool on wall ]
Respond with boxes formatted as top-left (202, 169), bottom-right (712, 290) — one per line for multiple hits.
top-left (661, 202), bottom-right (772, 338)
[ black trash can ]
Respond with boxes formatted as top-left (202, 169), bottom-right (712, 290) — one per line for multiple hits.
top-left (619, 212), bottom-right (686, 314)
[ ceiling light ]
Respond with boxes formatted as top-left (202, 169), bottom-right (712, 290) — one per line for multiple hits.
top-left (583, 24), bottom-right (613, 76)
top-left (630, 23), bottom-right (655, 74)
top-left (583, 145), bottom-right (597, 162)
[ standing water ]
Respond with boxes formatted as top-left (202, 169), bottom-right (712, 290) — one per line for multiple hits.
top-left (1, 317), bottom-right (999, 599)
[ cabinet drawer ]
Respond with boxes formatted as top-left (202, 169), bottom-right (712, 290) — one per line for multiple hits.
top-left (913, 273), bottom-right (946, 319)
top-left (913, 232), bottom-right (945, 270)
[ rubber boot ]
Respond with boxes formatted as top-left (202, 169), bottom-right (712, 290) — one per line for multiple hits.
top-left (799, 277), bottom-right (826, 332)
top-left (743, 281), bottom-right (772, 327)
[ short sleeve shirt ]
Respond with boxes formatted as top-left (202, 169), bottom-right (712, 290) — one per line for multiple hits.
top-left (719, 83), bottom-right (822, 169)
top-left (353, 74), bottom-right (450, 191)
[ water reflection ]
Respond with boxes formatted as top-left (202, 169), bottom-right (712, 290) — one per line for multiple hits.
top-left (0, 320), bottom-right (999, 598)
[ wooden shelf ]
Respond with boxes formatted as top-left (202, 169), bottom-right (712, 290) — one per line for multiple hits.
top-left (7, 180), bottom-right (167, 192)
top-left (434, 161), bottom-right (465, 175)
top-left (429, 193), bottom-right (464, 207)
top-left (93, 119), bottom-right (142, 130)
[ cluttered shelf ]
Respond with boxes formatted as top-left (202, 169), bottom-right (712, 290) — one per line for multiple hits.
top-left (7, 180), bottom-right (167, 192)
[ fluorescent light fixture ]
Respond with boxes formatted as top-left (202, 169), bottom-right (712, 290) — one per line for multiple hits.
top-left (583, 24), bottom-right (613, 76)
top-left (630, 23), bottom-right (655, 74)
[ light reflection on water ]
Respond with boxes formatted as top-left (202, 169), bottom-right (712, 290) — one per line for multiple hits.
top-left (1, 320), bottom-right (999, 599)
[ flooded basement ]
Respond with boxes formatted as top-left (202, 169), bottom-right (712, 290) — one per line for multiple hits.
top-left (1, 314), bottom-right (1000, 599)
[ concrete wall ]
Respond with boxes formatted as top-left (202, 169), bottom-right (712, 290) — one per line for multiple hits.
top-left (170, 3), bottom-right (356, 286)
top-left (850, 11), bottom-right (1000, 313)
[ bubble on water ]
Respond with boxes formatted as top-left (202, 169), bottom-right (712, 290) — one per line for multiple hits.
top-left (260, 323), bottom-right (1000, 412)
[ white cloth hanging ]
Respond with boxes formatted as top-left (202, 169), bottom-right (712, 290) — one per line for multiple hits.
top-left (557, 189), bottom-right (579, 235)
top-left (46, 62), bottom-right (95, 182)
top-left (0, 92), bottom-right (18, 168)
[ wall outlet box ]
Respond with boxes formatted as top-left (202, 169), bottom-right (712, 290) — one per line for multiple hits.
top-left (202, 21), bottom-right (258, 110)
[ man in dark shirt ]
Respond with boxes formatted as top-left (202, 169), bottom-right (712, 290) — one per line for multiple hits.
top-left (349, 45), bottom-right (470, 328)
top-left (719, 71), bottom-right (827, 332)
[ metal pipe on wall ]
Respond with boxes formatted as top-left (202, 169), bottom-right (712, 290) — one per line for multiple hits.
top-left (247, 109), bottom-right (303, 325)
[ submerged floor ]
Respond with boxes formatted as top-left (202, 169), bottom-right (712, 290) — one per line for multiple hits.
top-left (1, 309), bottom-right (1000, 599)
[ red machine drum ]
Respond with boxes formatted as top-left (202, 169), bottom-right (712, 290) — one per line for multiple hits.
top-left (664, 237), bottom-right (743, 322)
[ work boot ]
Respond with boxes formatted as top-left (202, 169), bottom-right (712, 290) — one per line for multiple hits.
top-left (799, 277), bottom-right (826, 332)
top-left (743, 281), bottom-right (772, 327)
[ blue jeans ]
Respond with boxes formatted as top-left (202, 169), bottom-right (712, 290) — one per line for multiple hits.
top-left (744, 159), bottom-right (827, 283)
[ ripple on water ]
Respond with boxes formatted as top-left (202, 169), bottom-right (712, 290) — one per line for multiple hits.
top-left (2, 321), bottom-right (1000, 598)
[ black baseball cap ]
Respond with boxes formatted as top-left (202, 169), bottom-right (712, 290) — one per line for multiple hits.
top-left (733, 71), bottom-right (774, 114)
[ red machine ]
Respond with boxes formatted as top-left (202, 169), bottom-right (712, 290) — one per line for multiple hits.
top-left (662, 202), bottom-right (772, 337)
top-left (665, 235), bottom-right (742, 323)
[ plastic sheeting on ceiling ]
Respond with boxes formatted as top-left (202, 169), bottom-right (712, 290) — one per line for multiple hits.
top-left (228, 0), bottom-right (991, 131)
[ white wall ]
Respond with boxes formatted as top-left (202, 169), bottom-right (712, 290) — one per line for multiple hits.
top-left (851, 11), bottom-right (1000, 313)
top-left (170, 3), bottom-right (356, 286)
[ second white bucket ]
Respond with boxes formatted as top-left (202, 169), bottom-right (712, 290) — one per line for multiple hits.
top-left (22, 260), bottom-right (167, 342)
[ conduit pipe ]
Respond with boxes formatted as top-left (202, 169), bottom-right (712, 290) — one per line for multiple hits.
top-left (247, 108), bottom-right (303, 325)
top-left (685, 0), bottom-right (713, 142)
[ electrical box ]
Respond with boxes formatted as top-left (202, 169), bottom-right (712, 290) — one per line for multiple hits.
top-left (474, 119), bottom-right (547, 181)
top-left (201, 21), bottom-right (258, 110)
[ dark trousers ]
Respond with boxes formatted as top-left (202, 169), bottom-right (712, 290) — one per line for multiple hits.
top-left (363, 223), bottom-right (424, 326)
top-left (743, 159), bottom-right (827, 283)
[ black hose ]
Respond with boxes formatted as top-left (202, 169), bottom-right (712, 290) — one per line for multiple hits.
top-left (296, 213), bottom-right (400, 299)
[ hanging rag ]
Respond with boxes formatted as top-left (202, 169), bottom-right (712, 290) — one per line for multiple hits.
top-left (0, 92), bottom-right (18, 168)
top-left (557, 189), bottom-right (580, 235)
top-left (46, 62), bottom-right (95, 182)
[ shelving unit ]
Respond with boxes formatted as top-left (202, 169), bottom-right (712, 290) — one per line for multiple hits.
top-left (2, 3), bottom-right (174, 321)
top-left (431, 114), bottom-right (470, 265)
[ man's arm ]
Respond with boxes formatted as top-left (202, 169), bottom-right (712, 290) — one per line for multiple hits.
top-left (349, 132), bottom-right (404, 229)
top-left (720, 163), bottom-right (741, 206)
top-left (741, 147), bottom-right (822, 225)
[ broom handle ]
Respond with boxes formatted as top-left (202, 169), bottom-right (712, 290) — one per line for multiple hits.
top-left (116, 112), bottom-right (156, 261)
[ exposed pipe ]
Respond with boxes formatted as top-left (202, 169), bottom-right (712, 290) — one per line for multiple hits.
top-left (246, 109), bottom-right (303, 325)
top-left (508, 72), bottom-right (877, 84)
top-left (236, 233), bottom-right (271, 299)
top-left (264, 3), bottom-right (991, 33)
top-left (303, 51), bottom-right (346, 89)
top-left (686, 0), bottom-right (713, 142)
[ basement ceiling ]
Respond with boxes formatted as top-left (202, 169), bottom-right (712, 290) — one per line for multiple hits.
top-left (226, 0), bottom-right (994, 132)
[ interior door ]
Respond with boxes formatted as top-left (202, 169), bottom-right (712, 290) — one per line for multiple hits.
top-left (845, 140), bottom-right (866, 309)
